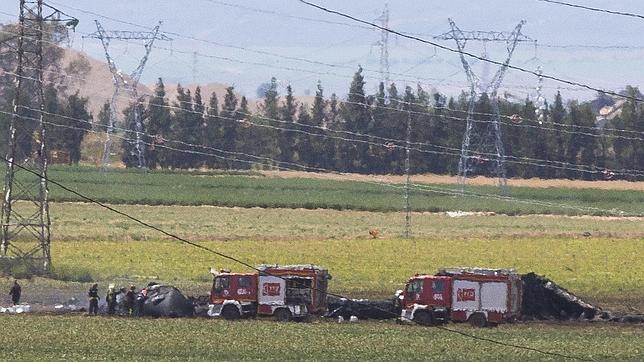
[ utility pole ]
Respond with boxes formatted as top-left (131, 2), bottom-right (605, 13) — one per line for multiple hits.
top-left (435, 19), bottom-right (529, 195)
top-left (1, 0), bottom-right (77, 273)
top-left (404, 109), bottom-right (412, 239)
top-left (84, 21), bottom-right (171, 171)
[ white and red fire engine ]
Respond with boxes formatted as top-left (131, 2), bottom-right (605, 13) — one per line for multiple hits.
top-left (399, 267), bottom-right (522, 327)
top-left (207, 265), bottom-right (330, 322)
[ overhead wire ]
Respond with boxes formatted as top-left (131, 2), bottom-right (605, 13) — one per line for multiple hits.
top-left (536, 0), bottom-right (644, 20)
top-left (4, 28), bottom-right (640, 140)
top-left (32, 2), bottom-right (644, 100)
top-left (295, 0), bottom-right (644, 103)
top-left (0, 22), bottom-right (637, 138)
top-left (0, 18), bottom-right (630, 96)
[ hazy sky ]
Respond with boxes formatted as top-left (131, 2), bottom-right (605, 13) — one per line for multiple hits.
top-left (1, 0), bottom-right (643, 101)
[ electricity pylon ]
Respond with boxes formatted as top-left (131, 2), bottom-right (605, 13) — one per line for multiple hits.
top-left (375, 4), bottom-right (390, 89)
top-left (435, 19), bottom-right (529, 194)
top-left (1, 0), bottom-right (78, 273)
top-left (84, 21), bottom-right (171, 170)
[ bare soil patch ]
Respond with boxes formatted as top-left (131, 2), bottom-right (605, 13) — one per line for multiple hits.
top-left (262, 170), bottom-right (644, 191)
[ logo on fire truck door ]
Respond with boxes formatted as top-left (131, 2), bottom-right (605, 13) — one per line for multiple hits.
top-left (262, 283), bottom-right (281, 296)
top-left (456, 288), bottom-right (476, 302)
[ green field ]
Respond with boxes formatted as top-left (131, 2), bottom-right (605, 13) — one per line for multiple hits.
top-left (20, 166), bottom-right (644, 216)
top-left (0, 203), bottom-right (640, 310)
top-left (43, 237), bottom-right (642, 304)
top-left (0, 315), bottom-right (641, 361)
top-left (43, 202), bottom-right (644, 242)
top-left (1, 167), bottom-right (643, 360)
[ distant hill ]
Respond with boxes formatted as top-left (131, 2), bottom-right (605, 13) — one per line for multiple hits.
top-left (60, 48), bottom-right (152, 119)
top-left (61, 48), bottom-right (322, 119)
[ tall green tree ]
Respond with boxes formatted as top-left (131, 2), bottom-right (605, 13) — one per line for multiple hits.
top-left (204, 91), bottom-right (221, 169)
top-left (310, 81), bottom-right (329, 169)
top-left (62, 91), bottom-right (92, 165)
top-left (611, 86), bottom-right (643, 180)
top-left (339, 66), bottom-right (370, 172)
top-left (170, 84), bottom-right (198, 168)
top-left (296, 103), bottom-right (315, 168)
top-left (146, 78), bottom-right (171, 169)
top-left (549, 91), bottom-right (567, 178)
top-left (279, 85), bottom-right (297, 164)
top-left (220, 86), bottom-right (239, 169)
top-left (261, 77), bottom-right (279, 120)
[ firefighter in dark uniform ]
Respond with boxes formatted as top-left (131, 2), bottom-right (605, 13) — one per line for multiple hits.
top-left (124, 285), bottom-right (136, 316)
top-left (9, 280), bottom-right (21, 305)
top-left (88, 283), bottom-right (99, 315)
top-left (134, 286), bottom-right (148, 317)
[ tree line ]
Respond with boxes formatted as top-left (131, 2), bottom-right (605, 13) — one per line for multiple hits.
top-left (118, 68), bottom-right (642, 180)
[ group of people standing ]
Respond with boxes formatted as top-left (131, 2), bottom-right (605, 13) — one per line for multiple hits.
top-left (6, 280), bottom-right (152, 316)
top-left (87, 283), bottom-right (150, 316)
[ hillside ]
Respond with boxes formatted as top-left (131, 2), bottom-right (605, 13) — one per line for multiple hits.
top-left (62, 48), bottom-right (315, 119)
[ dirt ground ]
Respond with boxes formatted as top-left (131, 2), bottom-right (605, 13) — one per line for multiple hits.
top-left (262, 170), bottom-right (644, 191)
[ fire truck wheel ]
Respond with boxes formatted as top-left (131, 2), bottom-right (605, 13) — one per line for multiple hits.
top-left (274, 308), bottom-right (292, 322)
top-left (221, 305), bottom-right (241, 320)
top-left (413, 310), bottom-right (435, 326)
top-left (468, 313), bottom-right (487, 328)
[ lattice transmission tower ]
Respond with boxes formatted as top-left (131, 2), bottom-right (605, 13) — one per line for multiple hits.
top-left (435, 19), bottom-right (530, 194)
top-left (1, 0), bottom-right (78, 273)
top-left (84, 21), bottom-right (171, 171)
top-left (375, 4), bottom-right (390, 89)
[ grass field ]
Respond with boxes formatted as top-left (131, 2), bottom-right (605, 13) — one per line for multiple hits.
top-left (1, 167), bottom-right (642, 360)
top-left (45, 202), bottom-right (644, 242)
top-left (41, 237), bottom-right (641, 305)
top-left (23, 166), bottom-right (644, 216)
top-left (0, 315), bottom-right (641, 360)
top-left (2, 202), bottom-right (642, 309)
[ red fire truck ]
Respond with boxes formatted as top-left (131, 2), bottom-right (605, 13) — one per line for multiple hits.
top-left (207, 264), bottom-right (330, 321)
top-left (399, 267), bottom-right (522, 327)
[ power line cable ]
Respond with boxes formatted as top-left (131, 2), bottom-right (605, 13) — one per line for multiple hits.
top-left (30, 3), bottom-right (643, 99)
top-left (536, 0), bottom-right (644, 20)
top-left (2, 24), bottom-right (640, 173)
top-left (0, 23), bottom-right (631, 99)
top-left (295, 0), bottom-right (644, 103)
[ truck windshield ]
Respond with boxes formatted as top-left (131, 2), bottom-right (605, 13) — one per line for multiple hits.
top-left (432, 280), bottom-right (445, 292)
top-left (406, 280), bottom-right (423, 293)
top-left (213, 276), bottom-right (230, 292)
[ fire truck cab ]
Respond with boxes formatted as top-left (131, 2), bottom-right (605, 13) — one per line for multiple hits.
top-left (400, 268), bottom-right (522, 327)
top-left (208, 265), bottom-right (330, 322)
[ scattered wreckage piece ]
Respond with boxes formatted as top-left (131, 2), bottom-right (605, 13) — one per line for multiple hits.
top-left (207, 265), bottom-right (331, 322)
top-left (325, 297), bottom-right (400, 320)
top-left (53, 297), bottom-right (85, 313)
top-left (0, 304), bottom-right (31, 314)
top-left (141, 285), bottom-right (194, 317)
top-left (521, 272), bottom-right (602, 321)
